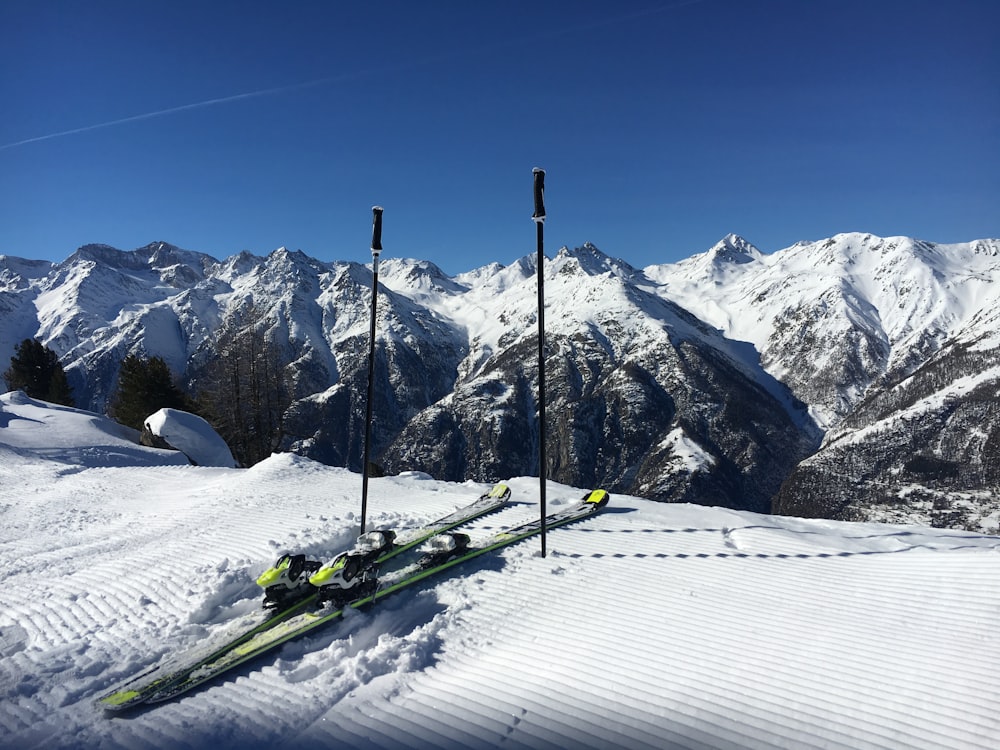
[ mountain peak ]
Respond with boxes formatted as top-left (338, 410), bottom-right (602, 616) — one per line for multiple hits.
top-left (138, 240), bottom-right (181, 253)
top-left (654, 234), bottom-right (763, 285)
top-left (69, 243), bottom-right (124, 265)
top-left (708, 234), bottom-right (762, 265)
top-left (378, 257), bottom-right (468, 298)
top-left (554, 243), bottom-right (636, 278)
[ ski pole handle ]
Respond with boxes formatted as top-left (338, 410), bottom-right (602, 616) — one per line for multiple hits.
top-left (371, 206), bottom-right (384, 256)
top-left (532, 168), bottom-right (546, 222)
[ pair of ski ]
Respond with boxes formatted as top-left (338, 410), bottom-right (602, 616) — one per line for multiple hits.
top-left (96, 483), bottom-right (608, 711)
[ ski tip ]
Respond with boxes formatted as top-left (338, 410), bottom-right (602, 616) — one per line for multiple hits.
top-left (584, 489), bottom-right (610, 508)
top-left (486, 482), bottom-right (512, 500)
top-left (96, 689), bottom-right (142, 711)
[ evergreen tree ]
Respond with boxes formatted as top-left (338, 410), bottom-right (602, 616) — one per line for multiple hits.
top-left (109, 354), bottom-right (190, 429)
top-left (2, 338), bottom-right (75, 406)
top-left (46, 365), bottom-right (75, 407)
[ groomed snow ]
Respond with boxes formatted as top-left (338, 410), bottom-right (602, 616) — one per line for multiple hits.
top-left (1, 392), bottom-right (999, 750)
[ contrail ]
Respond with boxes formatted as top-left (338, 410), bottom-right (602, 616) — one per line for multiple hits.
top-left (0, 76), bottom-right (342, 151)
top-left (0, 0), bottom-right (708, 152)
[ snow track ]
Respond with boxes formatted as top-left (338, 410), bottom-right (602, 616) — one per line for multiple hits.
top-left (2, 398), bottom-right (999, 749)
top-left (291, 505), bottom-right (1000, 750)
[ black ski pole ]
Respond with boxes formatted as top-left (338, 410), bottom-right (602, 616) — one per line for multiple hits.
top-left (360, 205), bottom-right (383, 535)
top-left (532, 168), bottom-right (547, 557)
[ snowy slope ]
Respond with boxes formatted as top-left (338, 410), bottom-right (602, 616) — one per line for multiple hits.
top-left (2, 394), bottom-right (999, 750)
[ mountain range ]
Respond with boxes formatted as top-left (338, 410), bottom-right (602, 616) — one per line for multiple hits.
top-left (2, 232), bottom-right (999, 531)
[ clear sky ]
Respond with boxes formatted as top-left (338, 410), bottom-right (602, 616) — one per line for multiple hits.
top-left (1, 0), bottom-right (997, 273)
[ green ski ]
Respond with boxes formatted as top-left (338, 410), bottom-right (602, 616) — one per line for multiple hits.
top-left (144, 489), bottom-right (609, 705)
top-left (96, 483), bottom-right (511, 711)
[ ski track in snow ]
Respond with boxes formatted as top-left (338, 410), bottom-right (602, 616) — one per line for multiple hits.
top-left (293, 514), bottom-right (1000, 750)
top-left (2, 405), bottom-right (1000, 750)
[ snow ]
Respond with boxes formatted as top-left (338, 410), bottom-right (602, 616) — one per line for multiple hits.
top-left (0, 391), bottom-right (189, 468)
top-left (2, 393), bottom-right (999, 750)
top-left (648, 234), bottom-right (998, 343)
top-left (659, 426), bottom-right (716, 473)
top-left (144, 407), bottom-right (238, 468)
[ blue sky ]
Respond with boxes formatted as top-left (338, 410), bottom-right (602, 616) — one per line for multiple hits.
top-left (1, 0), bottom-right (997, 273)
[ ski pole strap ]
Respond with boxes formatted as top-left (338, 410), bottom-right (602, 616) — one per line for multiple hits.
top-left (532, 168), bottom-right (546, 223)
top-left (371, 206), bottom-right (384, 254)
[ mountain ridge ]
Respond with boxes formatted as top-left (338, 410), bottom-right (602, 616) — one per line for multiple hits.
top-left (2, 232), bottom-right (999, 529)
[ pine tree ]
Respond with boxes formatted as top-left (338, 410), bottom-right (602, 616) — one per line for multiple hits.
top-left (2, 338), bottom-right (75, 406)
top-left (45, 365), bottom-right (75, 406)
top-left (109, 354), bottom-right (190, 429)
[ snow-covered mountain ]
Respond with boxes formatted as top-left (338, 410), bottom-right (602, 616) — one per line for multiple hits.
top-left (2, 232), bottom-right (999, 527)
top-left (647, 233), bottom-right (1000, 428)
top-left (2, 393), bottom-right (998, 749)
top-left (644, 233), bottom-right (1000, 529)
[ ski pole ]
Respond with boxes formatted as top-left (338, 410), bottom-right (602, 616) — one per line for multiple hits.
top-left (361, 205), bottom-right (383, 535)
top-left (532, 168), bottom-right (547, 557)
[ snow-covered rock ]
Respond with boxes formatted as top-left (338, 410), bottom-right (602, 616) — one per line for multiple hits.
top-left (143, 407), bottom-right (237, 468)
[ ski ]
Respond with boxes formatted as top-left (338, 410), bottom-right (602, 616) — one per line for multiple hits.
top-left (142, 489), bottom-right (609, 705)
top-left (95, 482), bottom-right (511, 712)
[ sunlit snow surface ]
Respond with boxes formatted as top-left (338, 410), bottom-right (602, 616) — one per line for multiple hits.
top-left (1, 392), bottom-right (998, 750)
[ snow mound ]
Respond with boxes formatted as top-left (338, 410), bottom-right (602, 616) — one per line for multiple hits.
top-left (0, 390), bottom-right (189, 467)
top-left (144, 408), bottom-right (238, 468)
